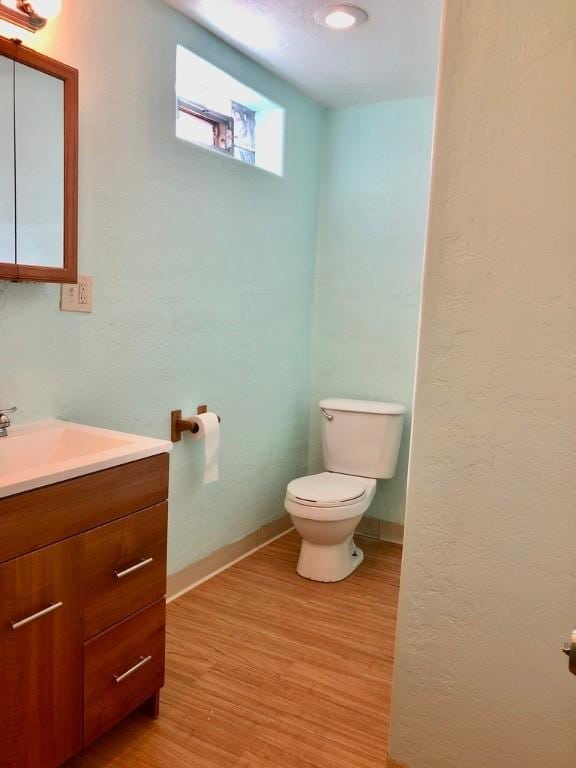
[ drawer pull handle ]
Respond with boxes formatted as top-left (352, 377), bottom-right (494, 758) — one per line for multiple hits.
top-left (113, 655), bottom-right (152, 684)
top-left (114, 557), bottom-right (154, 580)
top-left (10, 601), bottom-right (63, 630)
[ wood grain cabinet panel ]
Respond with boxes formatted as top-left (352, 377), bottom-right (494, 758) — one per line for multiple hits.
top-left (0, 453), bottom-right (169, 563)
top-left (0, 538), bottom-right (83, 768)
top-left (82, 502), bottom-right (168, 638)
top-left (84, 600), bottom-right (166, 746)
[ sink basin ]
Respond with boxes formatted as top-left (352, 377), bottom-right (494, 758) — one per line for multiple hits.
top-left (0, 420), bottom-right (172, 499)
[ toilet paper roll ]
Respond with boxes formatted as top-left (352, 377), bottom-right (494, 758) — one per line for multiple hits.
top-left (190, 411), bottom-right (220, 484)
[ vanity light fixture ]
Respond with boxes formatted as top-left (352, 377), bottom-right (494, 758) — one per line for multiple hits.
top-left (314, 5), bottom-right (368, 30)
top-left (0, 0), bottom-right (61, 34)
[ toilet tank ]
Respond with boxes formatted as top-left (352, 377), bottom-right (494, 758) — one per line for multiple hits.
top-left (319, 398), bottom-right (406, 479)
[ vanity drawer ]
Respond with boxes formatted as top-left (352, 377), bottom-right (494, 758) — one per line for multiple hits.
top-left (0, 453), bottom-right (169, 564)
top-left (83, 503), bottom-right (167, 638)
top-left (84, 599), bottom-right (166, 746)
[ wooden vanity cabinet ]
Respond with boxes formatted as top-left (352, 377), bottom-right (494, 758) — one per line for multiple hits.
top-left (0, 453), bottom-right (169, 768)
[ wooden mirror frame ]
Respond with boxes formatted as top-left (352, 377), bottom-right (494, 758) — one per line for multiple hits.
top-left (0, 38), bottom-right (78, 283)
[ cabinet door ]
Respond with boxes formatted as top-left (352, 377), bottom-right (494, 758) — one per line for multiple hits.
top-left (0, 55), bottom-right (15, 266)
top-left (0, 538), bottom-right (83, 768)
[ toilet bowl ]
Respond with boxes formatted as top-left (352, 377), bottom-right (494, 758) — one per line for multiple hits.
top-left (285, 398), bottom-right (406, 582)
top-left (285, 472), bottom-right (376, 582)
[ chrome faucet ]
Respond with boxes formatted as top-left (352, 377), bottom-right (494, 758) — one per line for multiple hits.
top-left (0, 407), bottom-right (17, 437)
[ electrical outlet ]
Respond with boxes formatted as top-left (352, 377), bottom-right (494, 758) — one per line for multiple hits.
top-left (60, 276), bottom-right (93, 313)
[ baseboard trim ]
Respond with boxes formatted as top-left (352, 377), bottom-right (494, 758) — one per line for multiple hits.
top-left (167, 514), bottom-right (293, 602)
top-left (356, 516), bottom-right (404, 545)
top-left (379, 521), bottom-right (404, 545)
top-left (386, 758), bottom-right (408, 768)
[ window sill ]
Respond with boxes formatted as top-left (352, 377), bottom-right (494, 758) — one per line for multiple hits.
top-left (175, 135), bottom-right (284, 179)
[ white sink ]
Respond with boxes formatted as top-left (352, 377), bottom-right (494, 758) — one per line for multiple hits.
top-left (0, 420), bottom-right (172, 499)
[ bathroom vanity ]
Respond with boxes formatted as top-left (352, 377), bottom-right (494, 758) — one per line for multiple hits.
top-left (0, 421), bottom-right (171, 767)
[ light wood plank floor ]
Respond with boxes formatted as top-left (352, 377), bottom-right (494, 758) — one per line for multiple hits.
top-left (68, 531), bottom-right (402, 768)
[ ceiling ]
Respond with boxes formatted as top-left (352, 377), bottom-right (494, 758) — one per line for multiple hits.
top-left (165, 0), bottom-right (442, 108)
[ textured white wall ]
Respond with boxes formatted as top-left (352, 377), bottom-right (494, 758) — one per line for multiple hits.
top-left (390, 1), bottom-right (576, 766)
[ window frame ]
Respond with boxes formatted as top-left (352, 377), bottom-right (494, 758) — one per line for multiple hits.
top-left (177, 97), bottom-right (234, 155)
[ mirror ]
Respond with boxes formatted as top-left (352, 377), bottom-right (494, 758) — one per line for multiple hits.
top-left (0, 56), bottom-right (15, 266)
top-left (0, 39), bottom-right (77, 283)
top-left (15, 63), bottom-right (64, 269)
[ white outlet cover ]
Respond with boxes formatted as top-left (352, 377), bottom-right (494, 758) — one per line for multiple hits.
top-left (60, 275), bottom-right (93, 313)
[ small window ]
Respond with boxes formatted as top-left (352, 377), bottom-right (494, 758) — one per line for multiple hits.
top-left (176, 45), bottom-right (285, 176)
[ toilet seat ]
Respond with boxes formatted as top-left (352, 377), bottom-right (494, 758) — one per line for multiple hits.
top-left (285, 472), bottom-right (375, 522)
top-left (286, 472), bottom-right (366, 507)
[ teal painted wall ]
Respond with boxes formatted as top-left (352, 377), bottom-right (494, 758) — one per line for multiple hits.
top-left (0, 1), bottom-right (434, 569)
top-left (309, 98), bottom-right (435, 524)
top-left (0, 0), bottom-right (324, 574)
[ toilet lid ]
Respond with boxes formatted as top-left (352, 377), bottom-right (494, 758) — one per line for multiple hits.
top-left (286, 472), bottom-right (366, 507)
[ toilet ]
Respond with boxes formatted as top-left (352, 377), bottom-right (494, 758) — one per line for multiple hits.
top-left (285, 398), bottom-right (406, 582)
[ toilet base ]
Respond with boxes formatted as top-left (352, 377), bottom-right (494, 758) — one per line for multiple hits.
top-left (296, 536), bottom-right (364, 583)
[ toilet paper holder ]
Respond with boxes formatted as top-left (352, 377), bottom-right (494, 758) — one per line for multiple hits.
top-left (171, 405), bottom-right (221, 443)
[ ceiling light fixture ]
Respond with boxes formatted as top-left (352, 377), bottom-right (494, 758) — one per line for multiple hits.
top-left (314, 5), bottom-right (368, 30)
top-left (0, 0), bottom-right (61, 34)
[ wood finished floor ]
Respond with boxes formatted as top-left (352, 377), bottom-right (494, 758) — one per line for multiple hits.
top-left (68, 531), bottom-right (402, 768)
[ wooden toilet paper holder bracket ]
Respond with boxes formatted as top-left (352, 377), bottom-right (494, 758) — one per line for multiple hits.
top-left (171, 405), bottom-right (221, 443)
